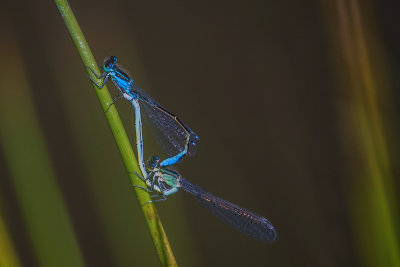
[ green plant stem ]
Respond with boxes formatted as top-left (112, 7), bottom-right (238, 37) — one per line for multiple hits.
top-left (0, 40), bottom-right (85, 267)
top-left (53, 1), bottom-right (177, 266)
top-left (0, 212), bottom-right (21, 267)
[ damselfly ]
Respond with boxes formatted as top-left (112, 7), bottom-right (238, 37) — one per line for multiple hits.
top-left (135, 143), bottom-right (277, 243)
top-left (87, 56), bottom-right (200, 177)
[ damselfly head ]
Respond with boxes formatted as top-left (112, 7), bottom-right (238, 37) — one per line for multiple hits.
top-left (103, 56), bottom-right (118, 71)
top-left (147, 156), bottom-right (160, 170)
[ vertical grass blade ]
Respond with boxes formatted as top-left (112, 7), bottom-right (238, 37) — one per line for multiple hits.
top-left (0, 216), bottom-right (21, 267)
top-left (0, 31), bottom-right (85, 267)
top-left (53, 0), bottom-right (177, 266)
top-left (324, 1), bottom-right (400, 266)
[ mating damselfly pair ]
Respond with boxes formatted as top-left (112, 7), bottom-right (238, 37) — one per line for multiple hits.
top-left (87, 56), bottom-right (277, 243)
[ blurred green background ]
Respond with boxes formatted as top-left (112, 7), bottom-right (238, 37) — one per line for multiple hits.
top-left (0, 0), bottom-right (399, 266)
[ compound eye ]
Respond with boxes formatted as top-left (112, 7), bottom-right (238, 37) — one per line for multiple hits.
top-left (148, 155), bottom-right (160, 169)
top-left (104, 56), bottom-right (117, 69)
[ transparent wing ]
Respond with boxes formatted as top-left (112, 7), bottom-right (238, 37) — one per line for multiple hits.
top-left (179, 177), bottom-right (277, 243)
top-left (132, 84), bottom-right (200, 157)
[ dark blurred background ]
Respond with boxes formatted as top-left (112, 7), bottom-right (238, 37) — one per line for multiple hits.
top-left (0, 0), bottom-right (399, 266)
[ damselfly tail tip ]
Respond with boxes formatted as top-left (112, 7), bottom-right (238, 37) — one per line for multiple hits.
top-left (187, 134), bottom-right (200, 156)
